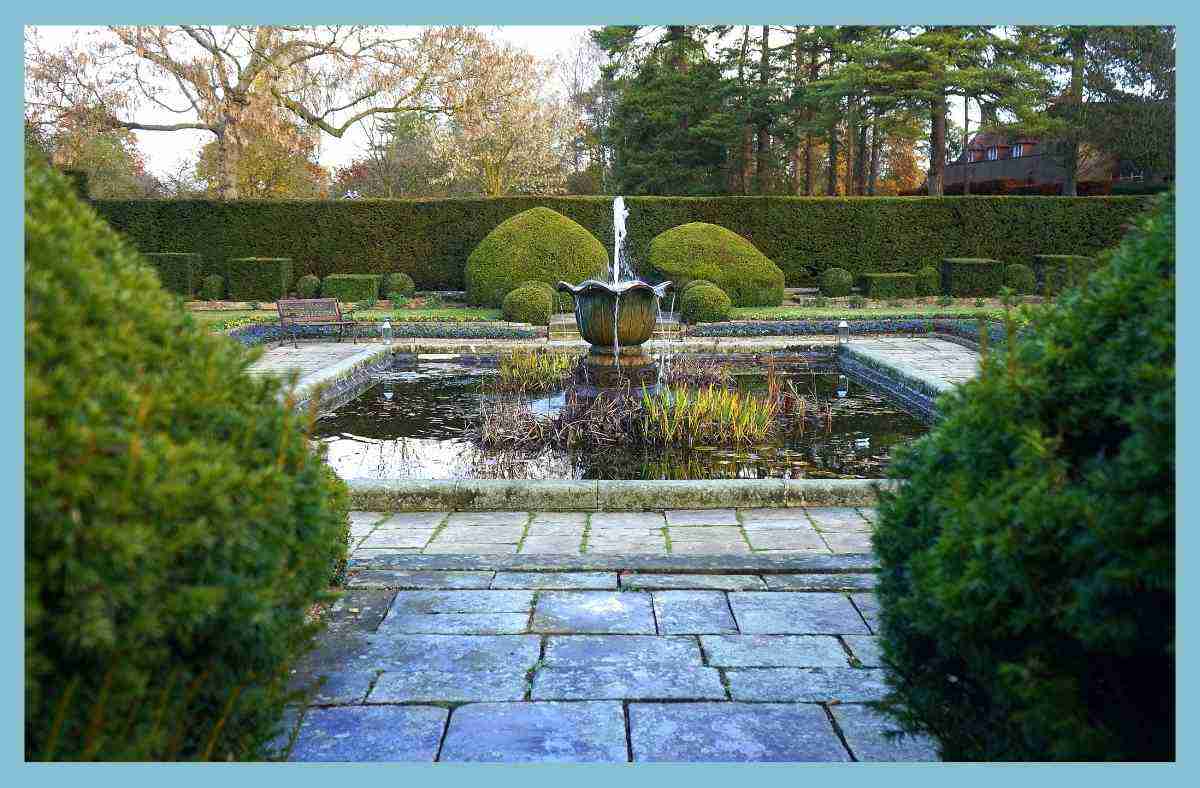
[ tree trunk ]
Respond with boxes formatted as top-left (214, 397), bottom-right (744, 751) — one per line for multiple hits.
top-left (1063, 30), bottom-right (1086, 197)
top-left (826, 122), bottom-right (839, 195)
top-left (867, 121), bottom-right (882, 195)
top-left (755, 26), bottom-right (771, 194)
top-left (854, 120), bottom-right (868, 196)
top-left (789, 26), bottom-right (804, 195)
top-left (844, 95), bottom-right (857, 195)
top-left (804, 44), bottom-right (819, 195)
top-left (962, 97), bottom-right (972, 195)
top-left (927, 94), bottom-right (947, 197)
top-left (737, 26), bottom-right (752, 195)
top-left (215, 126), bottom-right (239, 200)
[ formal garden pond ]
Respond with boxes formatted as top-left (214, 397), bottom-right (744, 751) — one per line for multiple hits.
top-left (313, 353), bottom-right (928, 480)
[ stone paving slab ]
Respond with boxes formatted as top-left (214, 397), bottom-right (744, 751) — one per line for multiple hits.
top-left (347, 570), bottom-right (494, 589)
top-left (843, 635), bottom-right (884, 667)
top-left (764, 573), bottom-right (877, 591)
top-left (729, 592), bottom-right (872, 634)
top-left (424, 542), bottom-right (518, 554)
top-left (382, 613), bottom-right (531, 634)
top-left (446, 511), bottom-right (531, 527)
top-left (440, 702), bottom-right (628, 763)
top-left (653, 591), bottom-right (738, 634)
top-left (830, 704), bottom-right (939, 762)
top-left (620, 573), bottom-right (767, 591)
top-left (532, 666), bottom-right (726, 701)
top-left (360, 633), bottom-right (540, 671)
top-left (374, 512), bottom-right (447, 529)
top-left (288, 705), bottom-right (447, 762)
top-left (700, 635), bottom-right (849, 667)
top-left (726, 667), bottom-right (889, 702)
top-left (532, 591), bottom-right (656, 634)
top-left (543, 635), bottom-right (703, 666)
top-left (491, 572), bottom-right (617, 589)
top-left (370, 668), bottom-right (530, 702)
top-left (590, 512), bottom-right (667, 529)
top-left (628, 703), bottom-right (850, 762)
top-left (851, 592), bottom-right (881, 633)
top-left (386, 590), bottom-right (534, 615)
top-left (350, 552), bottom-right (878, 573)
top-left (665, 509), bottom-right (740, 526)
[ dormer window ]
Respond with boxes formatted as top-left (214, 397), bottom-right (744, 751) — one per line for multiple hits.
top-left (1011, 143), bottom-right (1024, 158)
top-left (987, 146), bottom-right (998, 161)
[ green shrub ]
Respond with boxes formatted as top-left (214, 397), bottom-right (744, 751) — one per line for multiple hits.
top-left (940, 258), bottom-right (1006, 296)
top-left (142, 252), bottom-right (199, 297)
top-left (225, 257), bottom-right (292, 301)
top-left (1005, 262), bottom-right (1036, 294)
top-left (296, 274), bottom-right (321, 298)
top-left (322, 273), bottom-right (381, 304)
top-left (647, 222), bottom-right (784, 307)
top-left (936, 294), bottom-right (954, 307)
top-left (91, 197), bottom-right (1149, 290)
top-left (680, 279), bottom-right (715, 299)
top-left (1034, 254), bottom-right (1098, 296)
top-left (819, 267), bottom-right (853, 297)
top-left (915, 265), bottom-right (940, 296)
top-left (515, 280), bottom-right (573, 314)
top-left (201, 274), bottom-right (225, 301)
top-left (25, 159), bottom-right (350, 761)
top-left (466, 207), bottom-right (608, 307)
top-left (861, 272), bottom-right (917, 299)
top-left (873, 193), bottom-right (1174, 760)
top-left (382, 271), bottom-right (416, 300)
top-left (680, 282), bottom-right (733, 323)
top-left (501, 284), bottom-right (554, 326)
top-left (848, 294), bottom-right (867, 309)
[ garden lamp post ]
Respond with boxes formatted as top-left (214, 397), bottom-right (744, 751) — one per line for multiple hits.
top-left (837, 320), bottom-right (850, 346)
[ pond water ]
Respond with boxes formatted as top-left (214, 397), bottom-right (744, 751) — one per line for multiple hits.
top-left (313, 355), bottom-right (928, 481)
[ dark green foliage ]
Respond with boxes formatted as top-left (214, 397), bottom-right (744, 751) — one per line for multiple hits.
top-left (92, 196), bottom-right (1148, 290)
top-left (25, 159), bottom-right (350, 761)
top-left (680, 282), bottom-right (732, 324)
top-left (873, 193), bottom-right (1175, 761)
top-left (501, 284), bottom-right (554, 326)
top-left (296, 274), bottom-right (321, 298)
top-left (141, 252), bottom-right (199, 297)
top-left (940, 258), bottom-right (1006, 296)
top-left (201, 274), bottom-right (225, 301)
top-left (819, 267), bottom-right (854, 297)
top-left (647, 222), bottom-right (784, 307)
top-left (1005, 263), bottom-right (1036, 294)
top-left (62, 168), bottom-right (89, 198)
top-left (915, 266), bottom-right (940, 296)
top-left (225, 257), bottom-right (292, 302)
top-left (465, 207), bottom-right (609, 307)
top-left (861, 273), bottom-right (917, 299)
top-left (1034, 254), bottom-right (1099, 296)
top-left (679, 279), bottom-right (715, 299)
top-left (321, 274), bottom-right (381, 304)
top-left (517, 280), bottom-right (573, 313)
top-left (382, 271), bottom-right (416, 300)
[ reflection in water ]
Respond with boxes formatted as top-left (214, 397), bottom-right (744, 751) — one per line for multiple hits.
top-left (312, 357), bottom-right (927, 480)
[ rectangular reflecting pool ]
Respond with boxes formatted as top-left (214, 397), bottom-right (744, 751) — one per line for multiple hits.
top-left (312, 354), bottom-right (928, 481)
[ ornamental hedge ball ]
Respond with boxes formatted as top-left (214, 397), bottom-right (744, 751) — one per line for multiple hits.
top-left (502, 283), bottom-right (554, 326)
top-left (383, 271), bottom-right (416, 300)
top-left (201, 273), bottom-right (225, 301)
top-left (647, 222), bottom-right (785, 307)
top-left (680, 282), bottom-right (733, 324)
top-left (1005, 263), bottom-right (1036, 295)
top-left (296, 273), bottom-right (321, 298)
top-left (25, 160), bottom-right (350, 761)
top-left (873, 192), bottom-right (1175, 761)
top-left (466, 207), bottom-right (609, 307)
top-left (915, 265), bottom-right (940, 296)
top-left (819, 267), bottom-right (853, 297)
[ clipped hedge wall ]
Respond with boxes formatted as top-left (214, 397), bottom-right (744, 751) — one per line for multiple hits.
top-left (201, 274), bottom-right (225, 301)
top-left (915, 266), bottom-right (940, 296)
top-left (1005, 263), bottom-right (1036, 294)
top-left (91, 196), bottom-right (1148, 290)
top-left (322, 274), bottom-right (380, 304)
top-left (225, 257), bottom-right (292, 302)
top-left (941, 258), bottom-right (1006, 297)
top-left (861, 272), bottom-right (917, 299)
top-left (296, 274), bottom-right (321, 298)
top-left (1034, 254), bottom-right (1098, 296)
top-left (141, 252), bottom-right (199, 297)
top-left (382, 271), bottom-right (416, 300)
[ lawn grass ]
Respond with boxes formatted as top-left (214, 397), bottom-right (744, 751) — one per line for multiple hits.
top-left (731, 305), bottom-right (1009, 320)
top-left (190, 306), bottom-right (503, 331)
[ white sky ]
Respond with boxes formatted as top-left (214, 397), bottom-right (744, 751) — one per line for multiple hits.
top-left (27, 25), bottom-right (597, 178)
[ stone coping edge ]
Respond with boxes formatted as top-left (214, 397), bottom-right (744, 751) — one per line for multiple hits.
top-left (346, 478), bottom-right (892, 511)
top-left (348, 552), bottom-right (878, 573)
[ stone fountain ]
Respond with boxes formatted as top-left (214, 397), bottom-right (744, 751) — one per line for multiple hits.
top-left (558, 197), bottom-right (671, 392)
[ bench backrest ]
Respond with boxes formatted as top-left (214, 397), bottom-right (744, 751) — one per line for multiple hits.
top-left (277, 298), bottom-right (343, 323)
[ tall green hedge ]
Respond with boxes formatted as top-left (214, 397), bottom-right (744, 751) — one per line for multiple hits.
top-left (941, 258), bottom-right (1006, 297)
top-left (225, 257), bottom-right (292, 301)
top-left (91, 196), bottom-right (1148, 290)
top-left (1034, 254), bottom-right (1099, 296)
top-left (141, 252), bottom-right (199, 298)
top-left (861, 272), bottom-right (917, 299)
top-left (322, 273), bottom-right (380, 304)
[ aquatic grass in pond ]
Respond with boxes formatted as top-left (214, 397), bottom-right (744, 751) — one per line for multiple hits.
top-left (488, 349), bottom-right (577, 394)
top-left (640, 385), bottom-right (778, 446)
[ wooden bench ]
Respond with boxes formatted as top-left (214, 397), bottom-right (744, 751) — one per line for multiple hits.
top-left (276, 298), bottom-right (360, 348)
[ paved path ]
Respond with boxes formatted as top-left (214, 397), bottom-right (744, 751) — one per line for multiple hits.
top-left (845, 337), bottom-right (980, 390)
top-left (247, 342), bottom-right (377, 381)
top-left (347, 507), bottom-right (878, 560)
top-left (279, 507), bottom-right (941, 763)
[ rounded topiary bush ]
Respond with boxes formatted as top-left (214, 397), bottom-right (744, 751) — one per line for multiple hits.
top-left (647, 223), bottom-right (784, 307)
top-left (466, 207), bottom-right (609, 307)
top-left (517, 280), bottom-right (572, 314)
top-left (502, 284), bottom-right (554, 326)
top-left (819, 267), bottom-right (853, 297)
top-left (296, 274), bottom-right (321, 298)
top-left (679, 279), bottom-right (715, 299)
top-left (25, 160), bottom-right (350, 761)
top-left (201, 273), bottom-right (225, 301)
top-left (1005, 263), bottom-right (1036, 295)
top-left (383, 271), bottom-right (416, 300)
top-left (873, 193), bottom-right (1175, 761)
top-left (680, 282), bottom-right (733, 324)
top-left (915, 265), bottom-right (940, 296)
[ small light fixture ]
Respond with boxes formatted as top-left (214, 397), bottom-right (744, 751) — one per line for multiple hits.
top-left (381, 320), bottom-right (393, 345)
top-left (837, 320), bottom-right (850, 346)
top-left (837, 374), bottom-right (849, 398)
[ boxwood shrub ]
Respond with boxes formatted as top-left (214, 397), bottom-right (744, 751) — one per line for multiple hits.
top-left (861, 272), bottom-right (917, 299)
top-left (940, 258), bottom-right (1006, 296)
top-left (225, 257), bottom-right (292, 301)
top-left (680, 282), bottom-right (732, 323)
top-left (647, 222), bottom-right (784, 307)
top-left (873, 193), bottom-right (1174, 760)
top-left (141, 252), bottom-right (199, 297)
top-left (382, 271), bottom-right (416, 300)
top-left (92, 196), bottom-right (1148, 290)
top-left (819, 267), bottom-right (853, 297)
top-left (1034, 254), bottom-right (1098, 296)
top-left (915, 265), bottom-right (940, 296)
top-left (1005, 262), bottom-right (1036, 294)
top-left (501, 283), bottom-right (554, 325)
top-left (296, 274), bottom-right (321, 298)
top-left (25, 160), bottom-right (350, 761)
top-left (201, 273), bottom-right (225, 301)
top-left (322, 273), bottom-right (381, 304)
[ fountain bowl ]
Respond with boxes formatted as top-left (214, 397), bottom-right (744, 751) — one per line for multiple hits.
top-left (557, 279), bottom-right (672, 351)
